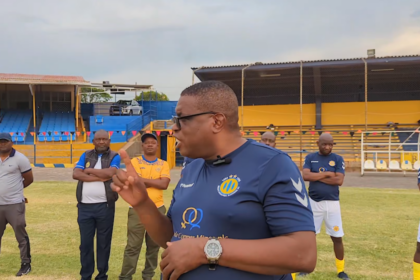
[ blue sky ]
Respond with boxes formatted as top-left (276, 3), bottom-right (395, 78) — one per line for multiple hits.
top-left (1, 0), bottom-right (419, 100)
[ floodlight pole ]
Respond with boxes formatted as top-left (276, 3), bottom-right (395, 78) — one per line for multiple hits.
top-left (241, 64), bottom-right (253, 132)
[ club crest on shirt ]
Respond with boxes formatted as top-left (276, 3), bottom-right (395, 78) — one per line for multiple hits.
top-left (86, 162), bottom-right (90, 168)
top-left (319, 167), bottom-right (326, 173)
top-left (156, 167), bottom-right (161, 172)
top-left (217, 175), bottom-right (241, 197)
top-left (329, 161), bottom-right (336, 167)
top-left (181, 207), bottom-right (203, 230)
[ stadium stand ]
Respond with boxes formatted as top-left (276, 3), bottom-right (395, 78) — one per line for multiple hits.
top-left (242, 124), bottom-right (398, 164)
top-left (396, 129), bottom-right (419, 151)
top-left (0, 110), bottom-right (32, 142)
top-left (38, 112), bottom-right (76, 141)
top-left (89, 116), bottom-right (142, 143)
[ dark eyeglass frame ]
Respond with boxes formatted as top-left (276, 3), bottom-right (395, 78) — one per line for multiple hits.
top-left (172, 111), bottom-right (216, 129)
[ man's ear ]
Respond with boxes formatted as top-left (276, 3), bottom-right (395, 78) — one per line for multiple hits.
top-left (211, 113), bottom-right (226, 133)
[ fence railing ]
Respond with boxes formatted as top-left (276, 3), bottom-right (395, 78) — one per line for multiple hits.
top-left (16, 143), bottom-right (126, 165)
top-left (360, 130), bottom-right (420, 175)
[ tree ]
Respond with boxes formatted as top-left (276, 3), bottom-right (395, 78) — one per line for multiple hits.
top-left (134, 91), bottom-right (169, 101)
top-left (81, 88), bottom-right (113, 103)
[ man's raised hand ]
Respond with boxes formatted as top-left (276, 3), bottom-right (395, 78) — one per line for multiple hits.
top-left (111, 149), bottom-right (149, 207)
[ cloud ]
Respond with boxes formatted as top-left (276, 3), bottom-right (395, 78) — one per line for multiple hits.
top-left (0, 0), bottom-right (419, 100)
top-left (412, 10), bottom-right (420, 18)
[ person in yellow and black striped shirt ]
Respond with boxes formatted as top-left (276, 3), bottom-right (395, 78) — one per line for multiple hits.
top-left (119, 133), bottom-right (170, 280)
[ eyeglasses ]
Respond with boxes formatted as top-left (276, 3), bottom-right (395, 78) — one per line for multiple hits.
top-left (172, 111), bottom-right (216, 129)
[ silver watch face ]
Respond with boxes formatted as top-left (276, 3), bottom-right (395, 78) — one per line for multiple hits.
top-left (206, 240), bottom-right (221, 258)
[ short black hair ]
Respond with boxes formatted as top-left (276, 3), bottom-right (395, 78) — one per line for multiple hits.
top-left (180, 81), bottom-right (239, 131)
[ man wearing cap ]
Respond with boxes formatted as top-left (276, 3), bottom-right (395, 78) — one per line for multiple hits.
top-left (119, 133), bottom-right (171, 280)
top-left (0, 132), bottom-right (34, 276)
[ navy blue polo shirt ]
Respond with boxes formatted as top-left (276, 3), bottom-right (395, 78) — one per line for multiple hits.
top-left (166, 139), bottom-right (315, 280)
top-left (418, 167), bottom-right (420, 184)
top-left (303, 152), bottom-right (345, 202)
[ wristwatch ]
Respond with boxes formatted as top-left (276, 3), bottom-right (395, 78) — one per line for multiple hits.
top-left (204, 238), bottom-right (223, 270)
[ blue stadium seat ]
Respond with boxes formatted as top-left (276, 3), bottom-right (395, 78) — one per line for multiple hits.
top-left (96, 115), bottom-right (104, 124)
top-left (0, 110), bottom-right (32, 142)
top-left (38, 111), bottom-right (76, 142)
top-left (89, 116), bottom-right (142, 143)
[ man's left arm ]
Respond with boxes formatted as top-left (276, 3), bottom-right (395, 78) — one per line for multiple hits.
top-left (85, 154), bottom-right (121, 180)
top-left (319, 156), bottom-right (345, 186)
top-left (18, 155), bottom-right (33, 188)
top-left (143, 161), bottom-right (171, 190)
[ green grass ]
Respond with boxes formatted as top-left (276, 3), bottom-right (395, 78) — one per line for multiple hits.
top-left (0, 182), bottom-right (417, 279)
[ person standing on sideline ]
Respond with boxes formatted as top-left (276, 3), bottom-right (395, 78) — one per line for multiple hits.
top-left (260, 131), bottom-right (276, 148)
top-left (413, 167), bottom-right (420, 280)
top-left (72, 129), bottom-right (121, 280)
top-left (119, 133), bottom-right (170, 280)
top-left (300, 133), bottom-right (350, 280)
top-left (0, 132), bottom-right (33, 276)
top-left (111, 81), bottom-right (316, 280)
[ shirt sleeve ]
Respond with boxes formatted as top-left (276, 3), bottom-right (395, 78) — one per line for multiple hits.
top-left (302, 154), bottom-right (311, 170)
top-left (110, 154), bottom-right (121, 169)
top-left (160, 161), bottom-right (171, 179)
top-left (258, 153), bottom-right (315, 236)
top-left (75, 153), bottom-right (86, 170)
top-left (18, 154), bottom-right (32, 174)
top-left (335, 155), bottom-right (345, 174)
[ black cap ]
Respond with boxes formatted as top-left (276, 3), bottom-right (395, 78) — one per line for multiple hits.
top-left (141, 133), bottom-right (157, 142)
top-left (0, 132), bottom-right (12, 141)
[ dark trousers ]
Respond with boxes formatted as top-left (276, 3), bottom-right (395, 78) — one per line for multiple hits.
top-left (0, 202), bottom-right (31, 263)
top-left (119, 206), bottom-right (166, 280)
top-left (78, 203), bottom-right (115, 280)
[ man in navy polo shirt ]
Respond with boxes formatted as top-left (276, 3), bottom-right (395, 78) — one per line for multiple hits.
top-left (111, 81), bottom-right (317, 280)
top-left (300, 133), bottom-right (350, 280)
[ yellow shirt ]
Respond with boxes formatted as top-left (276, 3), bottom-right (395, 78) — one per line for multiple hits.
top-left (131, 156), bottom-right (170, 208)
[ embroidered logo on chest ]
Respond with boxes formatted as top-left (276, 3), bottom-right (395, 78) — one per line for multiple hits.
top-left (217, 175), bottom-right (241, 197)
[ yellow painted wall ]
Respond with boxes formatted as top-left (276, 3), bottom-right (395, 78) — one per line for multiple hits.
top-left (322, 101), bottom-right (420, 125)
top-left (238, 104), bottom-right (316, 127)
top-left (239, 101), bottom-right (420, 127)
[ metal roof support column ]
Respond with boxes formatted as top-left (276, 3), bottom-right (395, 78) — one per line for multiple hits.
top-left (75, 86), bottom-right (79, 130)
top-left (29, 84), bottom-right (36, 144)
top-left (241, 64), bottom-right (252, 132)
top-left (361, 58), bottom-right (368, 131)
top-left (192, 67), bottom-right (203, 85)
top-left (299, 61), bottom-right (303, 170)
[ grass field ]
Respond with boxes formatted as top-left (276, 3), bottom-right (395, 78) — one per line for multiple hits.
top-left (0, 182), bottom-right (417, 280)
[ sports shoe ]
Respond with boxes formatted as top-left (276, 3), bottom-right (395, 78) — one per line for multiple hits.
top-left (297, 272), bottom-right (310, 277)
top-left (16, 263), bottom-right (31, 276)
top-left (338, 271), bottom-right (351, 280)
